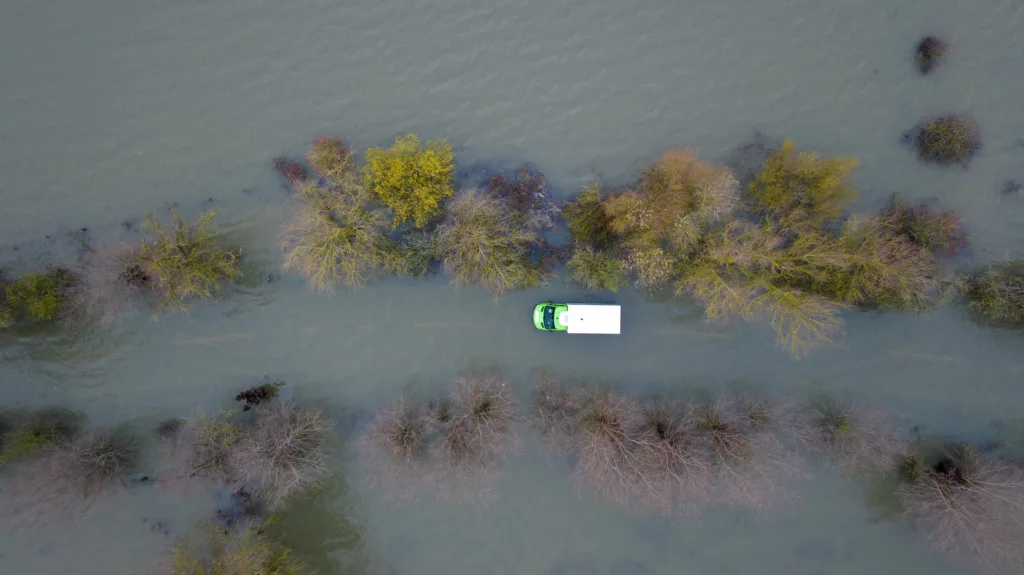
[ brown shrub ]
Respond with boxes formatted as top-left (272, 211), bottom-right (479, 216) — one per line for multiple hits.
top-left (6, 430), bottom-right (137, 520)
top-left (694, 395), bottom-right (802, 510)
top-left (228, 401), bottom-right (332, 511)
top-left (898, 445), bottom-right (1024, 574)
top-left (794, 401), bottom-right (908, 475)
top-left (359, 397), bottom-right (431, 500)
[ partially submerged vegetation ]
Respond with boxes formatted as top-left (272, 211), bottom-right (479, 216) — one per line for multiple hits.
top-left (915, 36), bottom-right (949, 75)
top-left (952, 260), bottom-right (1024, 325)
top-left (363, 133), bottom-right (454, 229)
top-left (560, 140), bottom-right (957, 357)
top-left (913, 115), bottom-right (981, 167)
top-left (898, 444), bottom-right (1024, 574)
top-left (163, 519), bottom-right (308, 575)
top-left (360, 376), bottom-right (519, 503)
top-left (0, 267), bottom-right (76, 327)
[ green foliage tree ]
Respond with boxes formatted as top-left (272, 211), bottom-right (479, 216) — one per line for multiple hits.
top-left (567, 246), bottom-right (628, 292)
top-left (562, 183), bottom-right (615, 249)
top-left (363, 134), bottom-right (455, 229)
top-left (134, 210), bottom-right (241, 311)
top-left (282, 178), bottom-right (394, 291)
top-left (749, 139), bottom-right (858, 229)
top-left (435, 190), bottom-right (543, 295)
top-left (2, 267), bottom-right (75, 324)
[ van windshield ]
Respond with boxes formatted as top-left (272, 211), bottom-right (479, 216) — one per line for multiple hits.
top-left (543, 306), bottom-right (556, 330)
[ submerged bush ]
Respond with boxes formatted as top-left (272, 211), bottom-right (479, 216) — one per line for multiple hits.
top-left (2, 266), bottom-right (76, 325)
top-left (164, 519), bottom-right (307, 575)
top-left (235, 380), bottom-right (285, 411)
top-left (487, 164), bottom-right (558, 231)
top-left (749, 139), bottom-right (858, 229)
top-left (562, 183), bottom-right (615, 249)
top-left (436, 190), bottom-right (543, 295)
top-left (361, 396), bottom-right (430, 497)
top-left (273, 157), bottom-right (309, 188)
top-left (914, 115), bottom-right (981, 167)
top-left (163, 410), bottom-right (244, 487)
top-left (306, 135), bottom-right (350, 181)
top-left (898, 445), bottom-right (1024, 574)
top-left (432, 377), bottom-right (519, 481)
top-left (134, 209), bottom-right (241, 311)
top-left (955, 260), bottom-right (1024, 324)
top-left (915, 36), bottom-right (949, 75)
top-left (794, 401), bottom-right (907, 475)
top-left (0, 408), bottom-right (79, 465)
top-left (7, 430), bottom-right (137, 518)
top-left (228, 401), bottom-right (332, 510)
top-left (878, 196), bottom-right (967, 255)
top-left (566, 246), bottom-right (628, 292)
top-left (363, 133), bottom-right (454, 229)
top-left (282, 180), bottom-right (394, 291)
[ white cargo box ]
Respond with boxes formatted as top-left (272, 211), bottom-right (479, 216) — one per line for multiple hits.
top-left (564, 304), bottom-right (621, 335)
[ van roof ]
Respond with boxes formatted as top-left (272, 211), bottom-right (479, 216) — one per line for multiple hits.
top-left (564, 304), bottom-right (621, 334)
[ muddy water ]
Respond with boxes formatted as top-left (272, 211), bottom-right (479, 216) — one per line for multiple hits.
top-left (1, 0), bottom-right (1023, 573)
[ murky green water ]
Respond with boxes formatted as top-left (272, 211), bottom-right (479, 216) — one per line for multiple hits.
top-left (2, 0), bottom-right (1023, 573)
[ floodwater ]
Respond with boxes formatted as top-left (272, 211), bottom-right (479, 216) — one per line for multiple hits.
top-left (1, 0), bottom-right (1023, 573)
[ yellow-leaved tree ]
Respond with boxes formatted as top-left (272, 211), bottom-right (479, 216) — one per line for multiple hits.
top-left (363, 134), bottom-right (455, 229)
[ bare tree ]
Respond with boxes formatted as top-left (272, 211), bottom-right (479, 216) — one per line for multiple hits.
top-left (899, 445), bottom-right (1024, 574)
top-left (694, 395), bottom-right (803, 511)
top-left (793, 400), bottom-right (908, 475)
top-left (429, 377), bottom-right (520, 502)
top-left (359, 396), bottom-right (433, 500)
top-left (7, 430), bottom-right (137, 521)
top-left (228, 401), bottom-right (332, 511)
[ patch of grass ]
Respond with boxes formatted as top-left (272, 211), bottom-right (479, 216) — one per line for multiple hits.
top-left (3, 266), bottom-right (75, 324)
top-left (915, 36), bottom-right (949, 75)
top-left (282, 180), bottom-right (393, 291)
top-left (749, 139), bottom-right (858, 229)
top-left (566, 246), bottom-right (628, 292)
top-left (134, 209), bottom-right (241, 311)
top-left (363, 133), bottom-right (454, 229)
top-left (436, 190), bottom-right (544, 296)
top-left (306, 136), bottom-right (351, 181)
top-left (915, 115), bottom-right (981, 167)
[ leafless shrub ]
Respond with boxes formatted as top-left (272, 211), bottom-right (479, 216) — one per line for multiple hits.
top-left (630, 400), bottom-right (712, 515)
top-left (70, 244), bottom-right (152, 322)
top-left (899, 446), bottom-right (1024, 574)
top-left (694, 395), bottom-right (802, 510)
top-left (228, 401), bottom-right (333, 511)
top-left (429, 377), bottom-right (520, 501)
top-left (794, 401), bottom-right (908, 475)
top-left (533, 375), bottom-right (583, 448)
top-left (359, 397), bottom-right (431, 499)
top-left (157, 410), bottom-right (242, 490)
top-left (7, 430), bottom-right (137, 520)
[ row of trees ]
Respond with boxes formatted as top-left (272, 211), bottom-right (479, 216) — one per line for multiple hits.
top-left (360, 375), bottom-right (1024, 575)
top-left (1, 132), bottom-right (1018, 355)
top-left (0, 383), bottom-right (334, 575)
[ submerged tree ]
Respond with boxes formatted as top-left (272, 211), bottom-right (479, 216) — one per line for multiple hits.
top-left (566, 245), bottom-right (629, 292)
top-left (282, 179), bottom-right (394, 291)
top-left (748, 139), bottom-right (858, 230)
top-left (793, 401), bottom-right (907, 475)
top-left (363, 133), bottom-right (454, 229)
top-left (228, 401), bottom-right (332, 511)
top-left (435, 190), bottom-right (544, 295)
top-left (878, 195), bottom-right (967, 255)
top-left (898, 444), bottom-right (1024, 574)
top-left (360, 397), bottom-right (430, 499)
top-left (7, 430), bottom-right (137, 519)
top-left (562, 183), bottom-right (615, 249)
top-left (133, 209), bottom-right (241, 311)
top-left (306, 136), bottom-right (351, 181)
top-left (915, 36), bottom-right (949, 75)
top-left (487, 164), bottom-right (559, 231)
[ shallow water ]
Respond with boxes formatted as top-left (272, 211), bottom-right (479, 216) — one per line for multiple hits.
top-left (1, 0), bottom-right (1023, 573)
